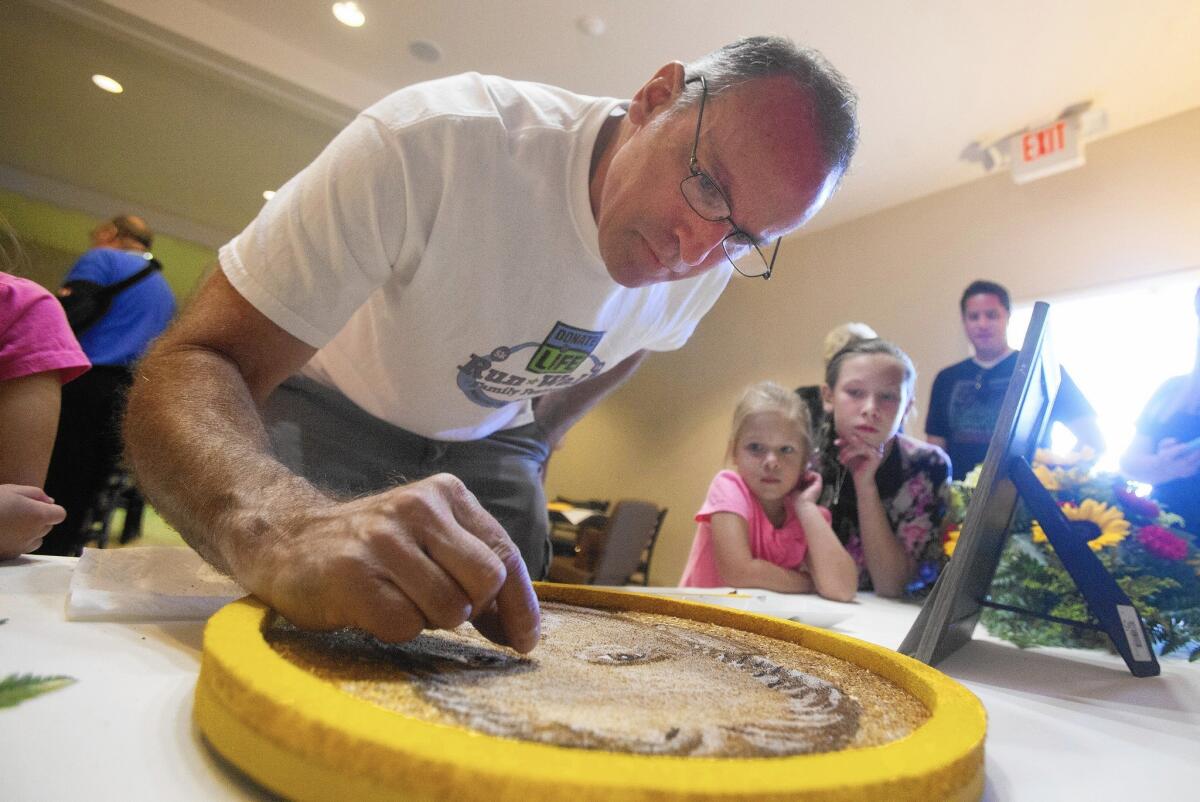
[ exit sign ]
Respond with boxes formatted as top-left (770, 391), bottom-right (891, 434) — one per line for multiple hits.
top-left (1008, 117), bottom-right (1085, 184)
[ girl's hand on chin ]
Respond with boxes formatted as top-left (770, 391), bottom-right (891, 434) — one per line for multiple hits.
top-left (836, 434), bottom-right (886, 477)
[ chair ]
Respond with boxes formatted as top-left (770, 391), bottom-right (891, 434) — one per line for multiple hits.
top-left (548, 499), bottom-right (667, 587)
top-left (548, 496), bottom-right (610, 557)
top-left (83, 467), bottom-right (145, 548)
top-left (551, 495), bottom-right (610, 513)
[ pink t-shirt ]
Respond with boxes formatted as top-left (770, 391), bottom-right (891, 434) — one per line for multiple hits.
top-left (678, 470), bottom-right (831, 588)
top-left (0, 273), bottom-right (89, 384)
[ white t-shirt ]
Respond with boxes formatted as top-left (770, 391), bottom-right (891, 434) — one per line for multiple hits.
top-left (221, 72), bottom-right (731, 441)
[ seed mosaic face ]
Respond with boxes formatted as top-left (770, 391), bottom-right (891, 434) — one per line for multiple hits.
top-left (266, 602), bottom-right (928, 757)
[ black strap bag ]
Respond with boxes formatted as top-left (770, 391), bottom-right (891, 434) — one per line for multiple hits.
top-left (56, 256), bottom-right (162, 336)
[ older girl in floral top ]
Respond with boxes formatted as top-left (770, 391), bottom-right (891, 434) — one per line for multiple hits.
top-left (815, 338), bottom-right (950, 596)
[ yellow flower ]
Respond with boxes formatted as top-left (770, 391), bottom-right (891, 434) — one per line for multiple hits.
top-left (962, 464), bottom-right (983, 489)
top-left (1032, 464), bottom-right (1060, 491)
top-left (943, 527), bottom-right (961, 557)
top-left (1031, 499), bottom-right (1130, 551)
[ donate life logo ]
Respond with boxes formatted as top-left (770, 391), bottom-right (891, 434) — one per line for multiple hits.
top-left (456, 322), bottom-right (606, 409)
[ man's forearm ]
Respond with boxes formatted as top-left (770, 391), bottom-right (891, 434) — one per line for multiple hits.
top-left (532, 350), bottom-right (648, 446)
top-left (124, 345), bottom-right (328, 577)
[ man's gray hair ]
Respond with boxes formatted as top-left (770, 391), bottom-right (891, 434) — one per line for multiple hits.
top-left (682, 35), bottom-right (859, 179)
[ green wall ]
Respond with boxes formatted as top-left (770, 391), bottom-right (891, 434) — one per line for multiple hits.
top-left (0, 189), bottom-right (217, 300)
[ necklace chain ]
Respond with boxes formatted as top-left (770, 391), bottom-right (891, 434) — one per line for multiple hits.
top-left (830, 464), bottom-right (849, 506)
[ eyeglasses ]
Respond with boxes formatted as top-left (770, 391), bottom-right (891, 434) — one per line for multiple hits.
top-left (679, 75), bottom-right (780, 280)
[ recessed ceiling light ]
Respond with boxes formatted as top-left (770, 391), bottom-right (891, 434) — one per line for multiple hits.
top-left (408, 39), bottom-right (442, 63)
top-left (576, 15), bottom-right (606, 36)
top-left (262, 190), bottom-right (276, 201)
top-left (332, 2), bottom-right (365, 28)
top-left (91, 74), bottom-right (123, 94)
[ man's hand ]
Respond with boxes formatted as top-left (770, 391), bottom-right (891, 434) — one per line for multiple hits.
top-left (248, 474), bottom-right (541, 653)
top-left (124, 271), bottom-right (540, 651)
top-left (1153, 438), bottom-right (1200, 483)
top-left (0, 485), bottom-right (65, 559)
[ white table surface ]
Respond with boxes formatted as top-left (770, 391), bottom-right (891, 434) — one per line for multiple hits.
top-left (3, 557), bottom-right (1199, 801)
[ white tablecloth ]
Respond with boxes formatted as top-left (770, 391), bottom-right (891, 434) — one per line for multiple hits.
top-left (2, 557), bottom-right (1198, 800)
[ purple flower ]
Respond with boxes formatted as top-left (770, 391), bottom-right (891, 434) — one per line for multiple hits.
top-left (1136, 525), bottom-right (1189, 561)
top-left (1114, 486), bottom-right (1160, 520)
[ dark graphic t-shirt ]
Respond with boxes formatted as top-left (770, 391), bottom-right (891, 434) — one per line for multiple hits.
top-left (926, 353), bottom-right (1094, 479)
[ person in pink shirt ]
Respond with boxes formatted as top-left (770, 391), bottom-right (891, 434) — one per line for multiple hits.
top-left (0, 267), bottom-right (90, 558)
top-left (679, 381), bottom-right (856, 600)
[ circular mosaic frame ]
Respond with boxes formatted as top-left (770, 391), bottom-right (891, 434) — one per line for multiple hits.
top-left (196, 583), bottom-right (986, 801)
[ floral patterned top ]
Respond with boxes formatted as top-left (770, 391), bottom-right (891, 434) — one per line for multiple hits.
top-left (817, 433), bottom-right (951, 594)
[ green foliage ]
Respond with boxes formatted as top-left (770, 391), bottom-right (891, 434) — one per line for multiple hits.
top-left (0, 673), bottom-right (76, 709)
top-left (946, 454), bottom-right (1200, 660)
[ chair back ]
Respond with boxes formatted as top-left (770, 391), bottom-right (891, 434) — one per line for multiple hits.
top-left (591, 500), bottom-right (665, 586)
top-left (630, 507), bottom-right (668, 586)
top-left (553, 495), bottom-right (610, 513)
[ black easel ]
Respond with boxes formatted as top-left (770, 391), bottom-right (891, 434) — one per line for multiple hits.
top-left (898, 302), bottom-right (1159, 678)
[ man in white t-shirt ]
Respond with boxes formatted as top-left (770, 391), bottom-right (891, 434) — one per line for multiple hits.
top-left (125, 36), bottom-right (858, 653)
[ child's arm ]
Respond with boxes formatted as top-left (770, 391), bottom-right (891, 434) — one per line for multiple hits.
top-left (0, 485), bottom-right (66, 559)
top-left (853, 481), bottom-right (915, 596)
top-left (709, 512), bottom-right (814, 593)
top-left (795, 472), bottom-right (857, 602)
top-left (0, 372), bottom-right (62, 486)
top-left (0, 371), bottom-right (67, 559)
top-left (838, 434), bottom-right (915, 597)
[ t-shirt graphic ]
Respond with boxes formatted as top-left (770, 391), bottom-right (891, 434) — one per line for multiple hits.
top-left (928, 352), bottom-right (1096, 480)
top-left (457, 321), bottom-right (606, 408)
top-left (946, 372), bottom-right (1009, 446)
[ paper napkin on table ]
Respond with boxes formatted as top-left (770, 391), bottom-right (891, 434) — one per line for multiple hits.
top-left (66, 546), bottom-right (246, 621)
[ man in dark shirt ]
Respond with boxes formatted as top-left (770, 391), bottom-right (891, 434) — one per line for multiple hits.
top-left (926, 280), bottom-right (1104, 480)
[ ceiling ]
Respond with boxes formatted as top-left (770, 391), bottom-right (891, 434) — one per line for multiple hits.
top-left (3, 0), bottom-right (1199, 249)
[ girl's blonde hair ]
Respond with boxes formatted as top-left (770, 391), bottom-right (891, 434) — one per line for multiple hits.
top-left (821, 321), bottom-right (877, 365)
top-left (0, 215), bottom-right (30, 275)
top-left (727, 380), bottom-right (814, 463)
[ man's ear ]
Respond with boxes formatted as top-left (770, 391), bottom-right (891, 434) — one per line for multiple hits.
top-left (90, 223), bottom-right (117, 247)
top-left (627, 62), bottom-right (686, 127)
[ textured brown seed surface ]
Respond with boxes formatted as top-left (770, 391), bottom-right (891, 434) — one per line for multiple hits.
top-left (267, 601), bottom-right (927, 757)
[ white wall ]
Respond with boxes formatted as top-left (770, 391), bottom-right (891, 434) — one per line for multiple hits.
top-left (545, 107), bottom-right (1200, 585)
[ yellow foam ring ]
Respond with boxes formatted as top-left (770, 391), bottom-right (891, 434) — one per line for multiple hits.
top-left (196, 584), bottom-right (986, 801)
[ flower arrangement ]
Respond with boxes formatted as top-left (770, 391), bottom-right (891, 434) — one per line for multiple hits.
top-left (941, 449), bottom-right (1200, 660)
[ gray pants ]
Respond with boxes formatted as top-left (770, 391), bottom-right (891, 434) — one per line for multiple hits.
top-left (264, 376), bottom-right (552, 579)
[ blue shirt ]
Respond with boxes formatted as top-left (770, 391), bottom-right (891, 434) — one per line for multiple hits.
top-left (66, 247), bottom-right (176, 367)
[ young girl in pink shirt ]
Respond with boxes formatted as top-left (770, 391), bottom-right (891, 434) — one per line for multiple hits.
top-left (679, 381), bottom-right (857, 600)
top-left (0, 268), bottom-right (90, 558)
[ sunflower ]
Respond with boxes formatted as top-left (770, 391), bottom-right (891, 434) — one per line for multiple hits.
top-left (1031, 499), bottom-right (1130, 551)
top-left (1032, 464), bottom-right (1060, 491)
